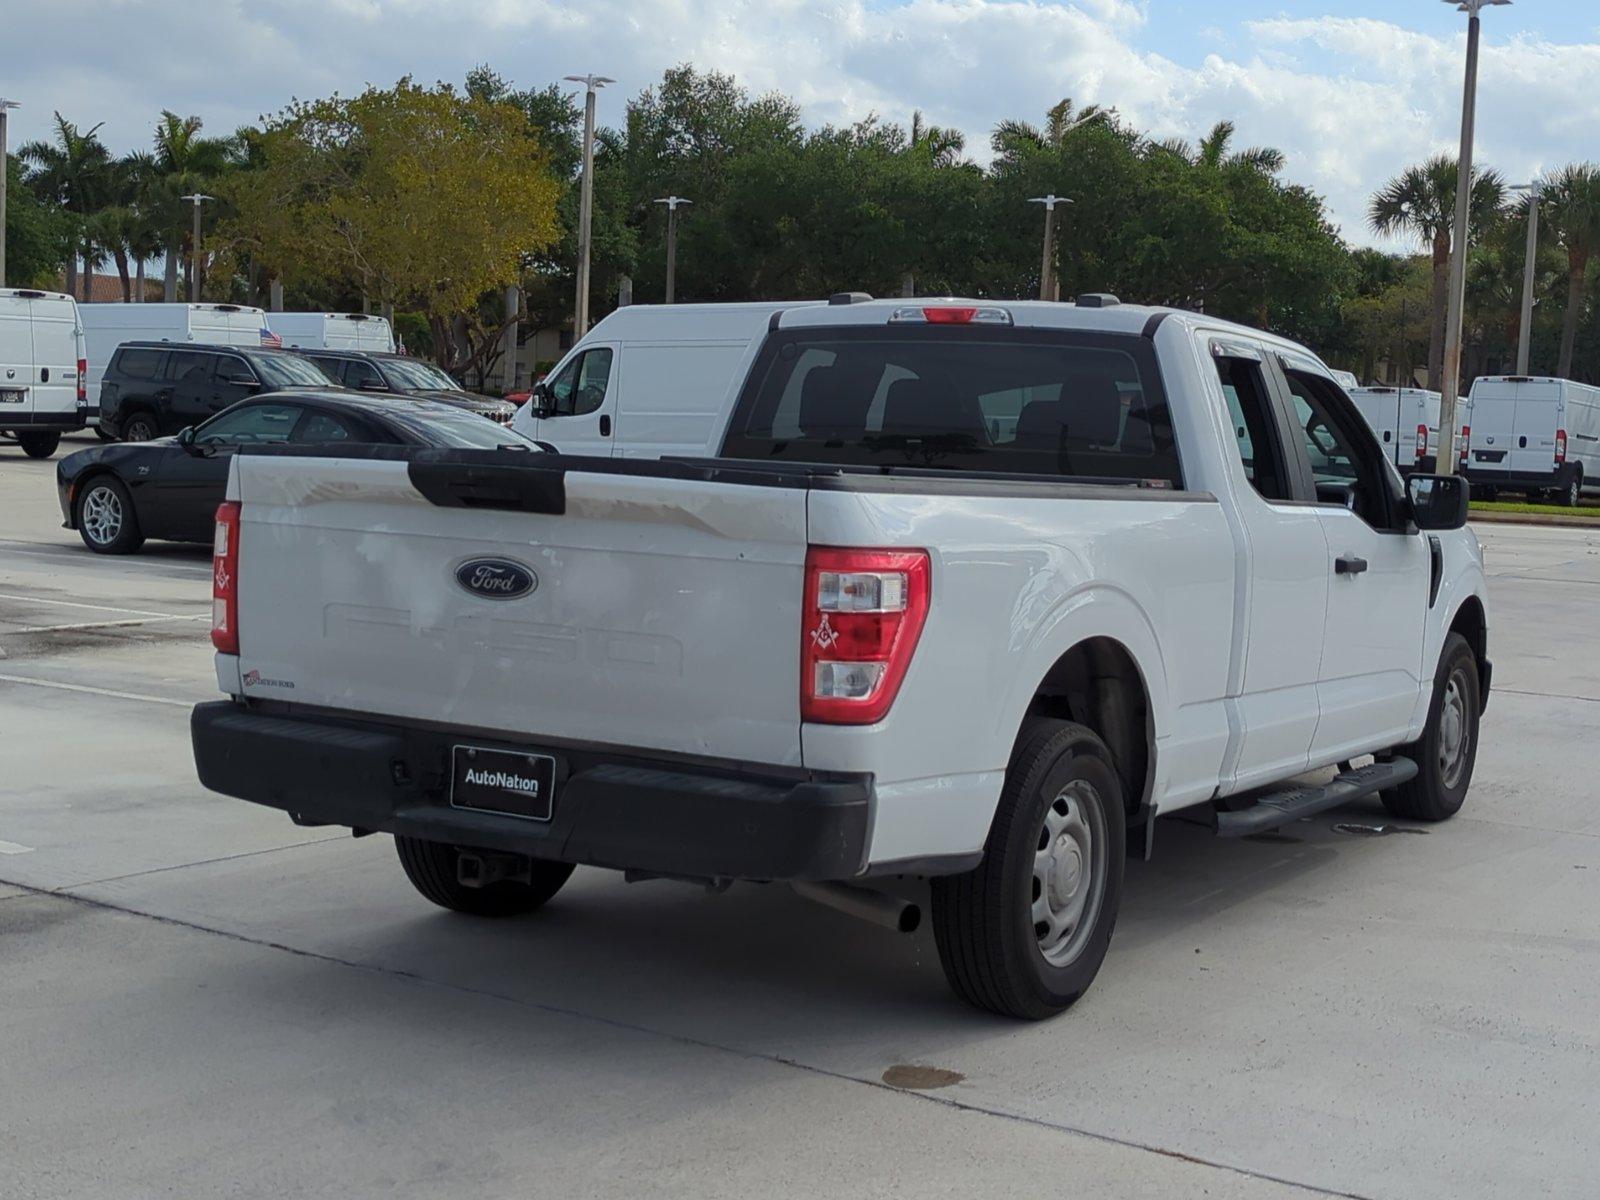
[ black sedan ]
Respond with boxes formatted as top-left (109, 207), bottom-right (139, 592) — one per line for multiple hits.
top-left (57, 389), bottom-right (542, 555)
top-left (296, 349), bottom-right (517, 425)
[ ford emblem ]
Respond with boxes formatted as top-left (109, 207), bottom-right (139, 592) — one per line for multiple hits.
top-left (454, 558), bottom-right (536, 600)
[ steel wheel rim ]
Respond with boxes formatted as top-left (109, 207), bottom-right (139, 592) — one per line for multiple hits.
top-left (126, 420), bottom-right (153, 442)
top-left (1031, 779), bottom-right (1107, 968)
top-left (82, 485), bottom-right (123, 545)
top-left (1438, 669), bottom-right (1471, 790)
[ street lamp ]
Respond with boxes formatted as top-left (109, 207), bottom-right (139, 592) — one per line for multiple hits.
top-left (653, 196), bottom-right (692, 304)
top-left (1438, 0), bottom-right (1512, 474)
top-left (1508, 181), bottom-right (1540, 376)
top-left (0, 99), bottom-right (19, 289)
top-left (564, 73), bottom-right (613, 338)
top-left (179, 193), bottom-right (213, 303)
top-left (1028, 195), bottom-right (1071, 302)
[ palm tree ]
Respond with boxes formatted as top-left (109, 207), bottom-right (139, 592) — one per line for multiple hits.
top-left (1542, 163), bottom-right (1600, 378)
top-left (991, 98), bottom-right (1110, 159)
top-left (908, 110), bottom-right (966, 168)
top-left (147, 111), bottom-right (238, 301)
top-left (19, 113), bottom-right (114, 298)
top-left (1370, 155), bottom-right (1505, 390)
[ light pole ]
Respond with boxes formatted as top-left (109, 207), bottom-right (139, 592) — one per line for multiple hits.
top-left (0, 100), bottom-right (17, 288)
top-left (180, 193), bottom-right (212, 303)
top-left (653, 196), bottom-right (692, 303)
top-left (565, 73), bottom-right (613, 338)
top-left (1438, 0), bottom-right (1511, 474)
top-left (1509, 181), bottom-right (1540, 376)
top-left (1028, 195), bottom-right (1071, 302)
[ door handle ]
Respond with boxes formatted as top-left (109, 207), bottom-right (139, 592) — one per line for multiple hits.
top-left (599, 414), bottom-right (612, 437)
top-left (1334, 555), bottom-right (1369, 576)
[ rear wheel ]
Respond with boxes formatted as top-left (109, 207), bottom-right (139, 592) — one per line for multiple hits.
top-left (121, 412), bottom-right (159, 442)
top-left (1382, 632), bottom-right (1480, 822)
top-left (17, 432), bottom-right (60, 459)
top-left (931, 718), bottom-right (1125, 1019)
top-left (75, 476), bottom-right (144, 554)
top-left (395, 835), bottom-right (574, 917)
top-left (1560, 470), bottom-right (1583, 508)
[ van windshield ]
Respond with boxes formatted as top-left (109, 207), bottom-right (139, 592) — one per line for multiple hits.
top-left (720, 327), bottom-right (1182, 486)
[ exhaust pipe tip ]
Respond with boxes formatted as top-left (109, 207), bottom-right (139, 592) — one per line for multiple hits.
top-left (793, 880), bottom-right (920, 935)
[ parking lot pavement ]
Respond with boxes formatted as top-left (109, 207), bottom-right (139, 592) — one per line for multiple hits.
top-left (3, 446), bottom-right (1598, 1200)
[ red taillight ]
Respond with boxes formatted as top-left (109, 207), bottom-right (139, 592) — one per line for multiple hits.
top-left (76, 357), bottom-right (87, 405)
top-left (1556, 429), bottom-right (1568, 464)
top-left (211, 501), bottom-right (241, 654)
top-left (1459, 425), bottom-right (1470, 464)
top-left (801, 547), bottom-right (930, 725)
top-left (1415, 424), bottom-right (1428, 463)
top-left (923, 307), bottom-right (978, 324)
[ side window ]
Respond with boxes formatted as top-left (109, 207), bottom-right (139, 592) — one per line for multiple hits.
top-left (546, 348), bottom-right (613, 417)
top-left (295, 411), bottom-right (360, 444)
top-left (165, 351), bottom-right (213, 385)
top-left (196, 403), bottom-right (304, 447)
top-left (214, 355), bottom-right (257, 386)
top-left (114, 348), bottom-right (164, 380)
top-left (343, 359), bottom-right (385, 390)
top-left (1284, 370), bottom-right (1394, 527)
top-left (1213, 353), bottom-right (1292, 501)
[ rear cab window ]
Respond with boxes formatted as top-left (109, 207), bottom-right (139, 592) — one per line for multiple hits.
top-left (720, 326), bottom-right (1182, 486)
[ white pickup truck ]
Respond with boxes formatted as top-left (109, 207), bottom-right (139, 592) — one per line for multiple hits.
top-left (191, 297), bottom-right (1490, 1019)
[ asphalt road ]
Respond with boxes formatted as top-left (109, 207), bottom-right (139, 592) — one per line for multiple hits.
top-left (3, 432), bottom-right (1597, 1199)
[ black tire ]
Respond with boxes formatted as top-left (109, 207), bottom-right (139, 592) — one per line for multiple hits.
top-left (395, 835), bottom-right (574, 917)
top-left (1382, 632), bottom-right (1480, 822)
top-left (931, 718), bottom-right (1126, 1020)
top-left (74, 475), bottom-right (145, 554)
top-left (94, 425), bottom-right (116, 442)
top-left (121, 411), bottom-right (160, 442)
top-left (1560, 470), bottom-right (1582, 508)
top-left (17, 431), bottom-right (61, 459)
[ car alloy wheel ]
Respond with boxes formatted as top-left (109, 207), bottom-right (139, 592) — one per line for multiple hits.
top-left (80, 483), bottom-right (124, 546)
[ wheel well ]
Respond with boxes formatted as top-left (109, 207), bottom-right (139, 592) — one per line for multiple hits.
top-left (1449, 595), bottom-right (1487, 675)
top-left (68, 468), bottom-right (120, 528)
top-left (1025, 637), bottom-right (1152, 816)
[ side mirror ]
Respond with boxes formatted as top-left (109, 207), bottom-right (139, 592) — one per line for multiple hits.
top-left (528, 381), bottom-right (552, 417)
top-left (177, 426), bottom-right (197, 453)
top-left (225, 375), bottom-right (260, 391)
top-left (1407, 474), bottom-right (1469, 531)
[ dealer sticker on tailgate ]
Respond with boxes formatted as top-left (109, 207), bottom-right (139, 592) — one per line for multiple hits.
top-left (450, 745), bottom-right (557, 821)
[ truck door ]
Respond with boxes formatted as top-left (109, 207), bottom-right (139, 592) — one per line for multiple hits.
top-left (531, 343), bottom-right (618, 456)
top-left (1276, 364), bottom-right (1428, 762)
top-left (1209, 341), bottom-right (1329, 790)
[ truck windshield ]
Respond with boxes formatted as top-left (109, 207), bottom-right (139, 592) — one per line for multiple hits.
top-left (721, 327), bottom-right (1181, 486)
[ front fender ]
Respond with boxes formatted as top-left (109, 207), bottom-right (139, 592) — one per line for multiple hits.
top-left (1408, 528), bottom-right (1489, 736)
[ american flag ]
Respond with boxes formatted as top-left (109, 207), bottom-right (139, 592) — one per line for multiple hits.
top-left (259, 327), bottom-right (283, 348)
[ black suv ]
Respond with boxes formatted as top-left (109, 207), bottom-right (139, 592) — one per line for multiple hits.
top-left (96, 342), bottom-right (338, 441)
top-left (296, 349), bottom-right (515, 425)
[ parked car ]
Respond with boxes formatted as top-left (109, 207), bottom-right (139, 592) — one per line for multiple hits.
top-left (265, 311), bottom-right (396, 353)
top-left (0, 288), bottom-right (87, 459)
top-left (295, 349), bottom-right (515, 425)
top-left (191, 296), bottom-right (1490, 1019)
top-left (60, 390), bottom-right (540, 554)
top-left (511, 301), bottom-right (812, 456)
top-left (95, 342), bottom-right (337, 442)
top-left (1348, 386), bottom-right (1465, 476)
top-left (80, 302), bottom-right (270, 430)
top-left (1465, 375), bottom-right (1598, 505)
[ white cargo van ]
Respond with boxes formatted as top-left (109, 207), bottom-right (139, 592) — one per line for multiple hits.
top-left (1349, 387), bottom-right (1462, 476)
top-left (1465, 376), bottom-right (1598, 506)
top-left (265, 312), bottom-right (396, 353)
top-left (511, 301), bottom-right (828, 456)
top-left (0, 288), bottom-right (87, 459)
top-left (81, 303), bottom-right (270, 424)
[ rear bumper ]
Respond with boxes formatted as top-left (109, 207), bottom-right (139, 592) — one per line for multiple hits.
top-left (191, 702), bottom-right (873, 882)
top-left (1, 410), bottom-right (85, 431)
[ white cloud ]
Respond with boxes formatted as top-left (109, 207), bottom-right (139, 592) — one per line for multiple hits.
top-left (7, 2), bottom-right (1599, 249)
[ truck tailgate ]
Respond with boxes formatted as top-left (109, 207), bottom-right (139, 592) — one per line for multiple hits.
top-left (229, 454), bottom-right (808, 766)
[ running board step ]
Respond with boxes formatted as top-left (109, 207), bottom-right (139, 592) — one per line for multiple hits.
top-left (1215, 758), bottom-right (1418, 838)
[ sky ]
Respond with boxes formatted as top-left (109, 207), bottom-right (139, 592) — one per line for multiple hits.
top-left (4, 0), bottom-right (1598, 250)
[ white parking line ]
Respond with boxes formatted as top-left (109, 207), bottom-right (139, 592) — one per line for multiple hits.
top-left (10, 614), bottom-right (209, 634)
top-left (0, 672), bottom-right (193, 709)
top-left (0, 592), bottom-right (207, 620)
top-left (0, 839), bottom-right (35, 855)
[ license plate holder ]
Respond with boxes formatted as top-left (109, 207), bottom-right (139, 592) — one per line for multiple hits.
top-left (0, 389), bottom-right (24, 404)
top-left (449, 745), bottom-right (556, 821)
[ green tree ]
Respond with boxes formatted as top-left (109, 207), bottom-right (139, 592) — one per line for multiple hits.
top-left (1542, 163), bottom-right (1600, 379)
top-left (146, 111), bottom-right (238, 300)
top-left (18, 113), bottom-right (114, 297)
top-left (1369, 155), bottom-right (1504, 390)
top-left (2, 155), bottom-right (72, 287)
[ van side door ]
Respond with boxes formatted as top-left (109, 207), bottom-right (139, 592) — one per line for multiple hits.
top-left (1274, 361), bottom-right (1429, 761)
top-left (1207, 338), bottom-right (1331, 791)
top-left (533, 344), bottom-right (618, 456)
